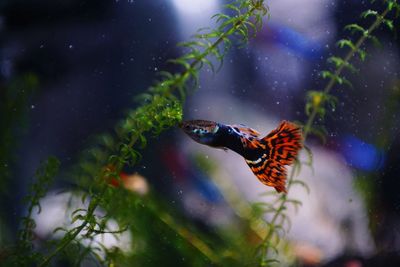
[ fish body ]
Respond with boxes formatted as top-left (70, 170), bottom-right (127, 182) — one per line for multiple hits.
top-left (180, 120), bottom-right (303, 193)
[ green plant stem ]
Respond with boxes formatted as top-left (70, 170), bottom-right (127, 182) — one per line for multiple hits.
top-left (154, 208), bottom-right (219, 264)
top-left (165, 6), bottom-right (256, 98)
top-left (259, 5), bottom-right (392, 266)
top-left (189, 9), bottom-right (255, 68)
top-left (304, 6), bottom-right (391, 139)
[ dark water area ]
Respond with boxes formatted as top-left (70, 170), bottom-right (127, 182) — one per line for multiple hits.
top-left (1, 1), bottom-right (400, 266)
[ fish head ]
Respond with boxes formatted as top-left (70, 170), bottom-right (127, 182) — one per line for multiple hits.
top-left (179, 120), bottom-right (220, 146)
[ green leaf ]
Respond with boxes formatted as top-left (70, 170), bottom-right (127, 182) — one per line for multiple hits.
top-left (358, 49), bottom-right (367, 61)
top-left (383, 19), bottom-right (394, 31)
top-left (344, 23), bottom-right (366, 35)
top-left (212, 13), bottom-right (230, 23)
top-left (225, 4), bottom-right (241, 14)
top-left (290, 179), bottom-right (311, 194)
top-left (71, 214), bottom-right (85, 224)
top-left (368, 35), bottom-right (381, 47)
top-left (328, 56), bottom-right (357, 73)
top-left (219, 17), bottom-right (238, 30)
top-left (137, 134), bottom-right (147, 148)
top-left (287, 199), bottom-right (303, 212)
top-left (387, 1), bottom-right (395, 11)
top-left (361, 9), bottom-right (378, 18)
top-left (71, 208), bottom-right (87, 217)
top-left (309, 125), bottom-right (328, 143)
top-left (53, 227), bottom-right (68, 234)
top-left (337, 39), bottom-right (356, 50)
top-left (340, 77), bottom-right (353, 88)
top-left (167, 58), bottom-right (190, 70)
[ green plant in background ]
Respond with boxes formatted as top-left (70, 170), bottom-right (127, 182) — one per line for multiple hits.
top-left (0, 1), bottom-right (269, 266)
top-left (12, 157), bottom-right (60, 266)
top-left (257, 0), bottom-right (400, 266)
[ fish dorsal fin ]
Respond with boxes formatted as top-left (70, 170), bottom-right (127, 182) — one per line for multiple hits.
top-left (230, 124), bottom-right (261, 138)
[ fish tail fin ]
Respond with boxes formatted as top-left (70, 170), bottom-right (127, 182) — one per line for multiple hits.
top-left (247, 121), bottom-right (302, 193)
top-left (263, 121), bottom-right (303, 165)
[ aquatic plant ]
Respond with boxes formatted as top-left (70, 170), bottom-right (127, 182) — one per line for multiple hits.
top-left (13, 157), bottom-right (60, 266)
top-left (257, 0), bottom-right (400, 266)
top-left (1, 1), bottom-right (270, 266)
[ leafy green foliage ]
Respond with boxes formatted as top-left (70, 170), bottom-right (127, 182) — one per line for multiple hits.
top-left (20, 1), bottom-right (270, 266)
top-left (257, 0), bottom-right (400, 266)
top-left (305, 90), bottom-right (338, 120)
top-left (4, 157), bottom-right (60, 266)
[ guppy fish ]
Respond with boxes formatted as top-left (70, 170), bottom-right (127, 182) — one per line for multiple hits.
top-left (180, 120), bottom-right (303, 193)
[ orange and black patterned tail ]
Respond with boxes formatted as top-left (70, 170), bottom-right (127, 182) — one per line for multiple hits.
top-left (247, 121), bottom-right (303, 193)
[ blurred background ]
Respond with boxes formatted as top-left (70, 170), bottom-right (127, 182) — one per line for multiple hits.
top-left (1, 0), bottom-right (400, 266)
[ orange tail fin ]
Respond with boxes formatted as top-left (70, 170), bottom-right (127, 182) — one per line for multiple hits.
top-left (247, 121), bottom-right (303, 193)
